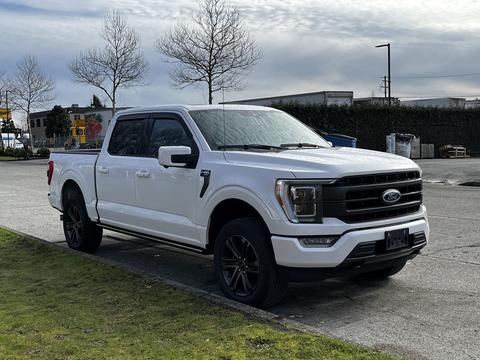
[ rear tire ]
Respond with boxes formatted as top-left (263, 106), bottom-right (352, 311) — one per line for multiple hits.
top-left (359, 261), bottom-right (407, 279)
top-left (63, 190), bottom-right (103, 253)
top-left (213, 217), bottom-right (287, 308)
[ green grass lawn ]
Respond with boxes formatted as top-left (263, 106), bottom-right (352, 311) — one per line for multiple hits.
top-left (0, 228), bottom-right (397, 360)
top-left (0, 156), bottom-right (17, 161)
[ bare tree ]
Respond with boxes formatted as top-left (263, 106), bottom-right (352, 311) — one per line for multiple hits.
top-left (0, 72), bottom-right (7, 151)
top-left (156, 0), bottom-right (261, 104)
top-left (70, 10), bottom-right (148, 114)
top-left (10, 55), bottom-right (55, 151)
top-left (0, 71), bottom-right (7, 107)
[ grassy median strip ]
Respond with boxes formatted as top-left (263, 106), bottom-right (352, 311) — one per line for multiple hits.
top-left (0, 156), bottom-right (17, 161)
top-left (0, 228), bottom-right (396, 360)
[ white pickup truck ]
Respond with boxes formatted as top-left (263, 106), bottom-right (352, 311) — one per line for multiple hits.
top-left (48, 105), bottom-right (429, 307)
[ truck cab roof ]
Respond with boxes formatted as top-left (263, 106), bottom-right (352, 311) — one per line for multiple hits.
top-left (115, 104), bottom-right (277, 116)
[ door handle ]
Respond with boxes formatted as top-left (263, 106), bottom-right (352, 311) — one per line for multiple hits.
top-left (135, 170), bottom-right (151, 178)
top-left (98, 166), bottom-right (109, 174)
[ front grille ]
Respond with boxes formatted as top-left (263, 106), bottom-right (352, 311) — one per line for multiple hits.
top-left (348, 241), bottom-right (377, 258)
top-left (347, 231), bottom-right (427, 259)
top-left (323, 171), bottom-right (422, 223)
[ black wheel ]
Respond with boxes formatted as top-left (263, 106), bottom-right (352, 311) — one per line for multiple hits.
top-left (63, 190), bottom-right (103, 253)
top-left (214, 218), bottom-right (287, 308)
top-left (359, 261), bottom-right (407, 280)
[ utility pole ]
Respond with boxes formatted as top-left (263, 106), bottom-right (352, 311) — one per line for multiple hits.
top-left (5, 90), bottom-right (8, 120)
top-left (376, 43), bottom-right (391, 105)
top-left (381, 76), bottom-right (388, 100)
top-left (0, 90), bottom-right (3, 151)
top-left (5, 89), bottom-right (9, 147)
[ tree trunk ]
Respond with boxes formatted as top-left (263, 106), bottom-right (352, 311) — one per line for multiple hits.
top-left (111, 91), bottom-right (116, 118)
top-left (27, 108), bottom-right (34, 154)
top-left (0, 117), bottom-right (4, 150)
top-left (208, 80), bottom-right (213, 105)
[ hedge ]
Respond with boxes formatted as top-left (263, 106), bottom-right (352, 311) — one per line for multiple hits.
top-left (273, 103), bottom-right (480, 156)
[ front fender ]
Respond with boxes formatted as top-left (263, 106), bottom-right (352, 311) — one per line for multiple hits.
top-left (201, 185), bottom-right (281, 232)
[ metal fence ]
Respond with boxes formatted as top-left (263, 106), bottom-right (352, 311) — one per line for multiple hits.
top-left (31, 135), bottom-right (104, 152)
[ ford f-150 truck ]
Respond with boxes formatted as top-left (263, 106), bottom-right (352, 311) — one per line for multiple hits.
top-left (48, 105), bottom-right (429, 307)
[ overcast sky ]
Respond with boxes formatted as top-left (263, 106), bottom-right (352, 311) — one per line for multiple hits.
top-left (1, 0), bottom-right (480, 116)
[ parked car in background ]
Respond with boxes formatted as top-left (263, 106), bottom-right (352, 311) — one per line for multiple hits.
top-left (2, 134), bottom-right (24, 149)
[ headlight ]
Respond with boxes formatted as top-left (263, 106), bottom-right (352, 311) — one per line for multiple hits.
top-left (275, 180), bottom-right (326, 223)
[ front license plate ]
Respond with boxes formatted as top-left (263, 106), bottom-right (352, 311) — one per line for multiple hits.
top-left (385, 228), bottom-right (409, 251)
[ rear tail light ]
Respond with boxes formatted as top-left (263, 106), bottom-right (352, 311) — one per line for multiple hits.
top-left (47, 160), bottom-right (54, 185)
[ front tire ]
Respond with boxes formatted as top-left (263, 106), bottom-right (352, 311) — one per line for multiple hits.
top-left (63, 191), bottom-right (103, 253)
top-left (213, 218), bottom-right (287, 308)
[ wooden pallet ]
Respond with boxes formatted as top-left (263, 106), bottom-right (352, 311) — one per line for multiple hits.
top-left (439, 145), bottom-right (468, 158)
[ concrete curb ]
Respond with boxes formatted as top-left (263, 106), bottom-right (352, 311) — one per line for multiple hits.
top-left (3, 226), bottom-right (326, 337)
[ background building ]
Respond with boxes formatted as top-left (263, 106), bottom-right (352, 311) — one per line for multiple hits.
top-left (465, 99), bottom-right (480, 109)
top-left (353, 97), bottom-right (400, 106)
top-left (30, 104), bottom-right (129, 147)
top-left (222, 91), bottom-right (354, 106)
top-left (401, 97), bottom-right (465, 108)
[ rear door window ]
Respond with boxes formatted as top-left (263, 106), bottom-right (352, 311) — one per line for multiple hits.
top-left (108, 119), bottom-right (145, 156)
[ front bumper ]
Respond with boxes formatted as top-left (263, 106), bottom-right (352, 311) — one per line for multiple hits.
top-left (271, 216), bottom-right (429, 269)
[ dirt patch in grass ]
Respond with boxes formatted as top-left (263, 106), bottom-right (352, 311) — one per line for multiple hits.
top-left (0, 228), bottom-right (397, 360)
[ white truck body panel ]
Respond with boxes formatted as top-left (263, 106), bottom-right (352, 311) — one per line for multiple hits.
top-left (48, 104), bottom-right (429, 268)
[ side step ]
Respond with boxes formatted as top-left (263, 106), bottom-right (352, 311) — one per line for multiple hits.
top-left (98, 224), bottom-right (210, 255)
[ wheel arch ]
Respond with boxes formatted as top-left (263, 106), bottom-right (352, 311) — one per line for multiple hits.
top-left (57, 166), bottom-right (97, 220)
top-left (206, 198), bottom-right (271, 254)
top-left (61, 179), bottom-right (84, 208)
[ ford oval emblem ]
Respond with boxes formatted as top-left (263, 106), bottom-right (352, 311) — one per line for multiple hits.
top-left (381, 189), bottom-right (401, 204)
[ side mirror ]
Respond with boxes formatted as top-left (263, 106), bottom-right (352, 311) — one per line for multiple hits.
top-left (158, 146), bottom-right (196, 168)
top-left (327, 141), bottom-right (333, 147)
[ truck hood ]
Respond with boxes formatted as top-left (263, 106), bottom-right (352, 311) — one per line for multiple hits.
top-left (223, 147), bottom-right (419, 179)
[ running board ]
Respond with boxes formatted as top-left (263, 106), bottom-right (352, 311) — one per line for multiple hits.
top-left (97, 224), bottom-right (209, 255)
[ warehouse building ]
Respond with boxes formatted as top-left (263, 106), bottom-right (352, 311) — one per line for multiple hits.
top-left (465, 99), bottom-right (480, 109)
top-left (353, 97), bottom-right (400, 106)
top-left (401, 97), bottom-right (465, 109)
top-left (222, 91), bottom-right (354, 106)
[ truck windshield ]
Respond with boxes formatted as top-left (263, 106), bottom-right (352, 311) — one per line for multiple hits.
top-left (189, 109), bottom-right (330, 150)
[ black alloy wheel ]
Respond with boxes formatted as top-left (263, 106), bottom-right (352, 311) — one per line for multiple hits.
top-left (62, 190), bottom-right (103, 253)
top-left (214, 217), bottom-right (288, 308)
top-left (64, 204), bottom-right (83, 248)
top-left (221, 235), bottom-right (260, 297)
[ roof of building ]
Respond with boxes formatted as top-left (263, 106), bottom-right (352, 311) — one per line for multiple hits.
top-left (354, 97), bottom-right (398, 100)
top-left (401, 97), bottom-right (465, 102)
top-left (221, 91), bottom-right (354, 104)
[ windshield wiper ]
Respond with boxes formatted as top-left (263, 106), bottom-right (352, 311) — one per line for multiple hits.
top-left (218, 144), bottom-right (284, 151)
top-left (280, 143), bottom-right (323, 149)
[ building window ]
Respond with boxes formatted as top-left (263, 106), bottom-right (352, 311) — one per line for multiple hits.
top-left (43, 118), bottom-right (47, 127)
top-left (36, 118), bottom-right (40, 127)
top-left (31, 120), bottom-right (35, 128)
top-left (74, 115), bottom-right (80, 120)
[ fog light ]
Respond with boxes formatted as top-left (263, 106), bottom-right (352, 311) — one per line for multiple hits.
top-left (298, 236), bottom-right (339, 247)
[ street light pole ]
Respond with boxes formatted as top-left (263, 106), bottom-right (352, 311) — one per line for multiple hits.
top-left (376, 43), bottom-right (391, 105)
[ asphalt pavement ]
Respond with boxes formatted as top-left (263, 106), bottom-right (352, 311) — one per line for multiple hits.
top-left (0, 158), bottom-right (479, 360)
